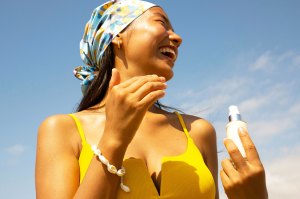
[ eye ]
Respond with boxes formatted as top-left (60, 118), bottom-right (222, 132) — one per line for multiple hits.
top-left (156, 19), bottom-right (166, 25)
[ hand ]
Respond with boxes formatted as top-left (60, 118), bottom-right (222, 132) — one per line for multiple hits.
top-left (220, 128), bottom-right (268, 199)
top-left (103, 68), bottom-right (167, 147)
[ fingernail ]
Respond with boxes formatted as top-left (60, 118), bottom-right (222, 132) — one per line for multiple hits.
top-left (160, 77), bottom-right (166, 82)
top-left (238, 127), bottom-right (246, 135)
top-left (223, 138), bottom-right (230, 143)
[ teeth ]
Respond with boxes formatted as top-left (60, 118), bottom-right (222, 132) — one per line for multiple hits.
top-left (160, 47), bottom-right (176, 60)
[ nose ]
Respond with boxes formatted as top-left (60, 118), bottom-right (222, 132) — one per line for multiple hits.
top-left (169, 31), bottom-right (182, 48)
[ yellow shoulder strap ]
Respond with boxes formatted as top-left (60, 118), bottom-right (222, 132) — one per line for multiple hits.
top-left (69, 114), bottom-right (87, 145)
top-left (174, 111), bottom-right (190, 137)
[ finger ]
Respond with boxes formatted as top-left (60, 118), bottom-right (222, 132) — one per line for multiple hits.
top-left (224, 138), bottom-right (247, 170)
top-left (108, 68), bottom-right (121, 91)
top-left (118, 74), bottom-right (165, 89)
top-left (123, 75), bottom-right (166, 93)
top-left (138, 90), bottom-right (165, 109)
top-left (133, 81), bottom-right (167, 101)
top-left (220, 169), bottom-right (231, 189)
top-left (221, 158), bottom-right (238, 179)
top-left (238, 128), bottom-right (262, 165)
top-left (116, 76), bottom-right (142, 88)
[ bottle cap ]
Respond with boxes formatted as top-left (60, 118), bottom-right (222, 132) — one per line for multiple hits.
top-left (228, 105), bottom-right (242, 121)
top-left (229, 105), bottom-right (239, 116)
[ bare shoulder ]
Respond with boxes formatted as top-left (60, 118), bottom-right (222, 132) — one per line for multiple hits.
top-left (38, 114), bottom-right (76, 138)
top-left (179, 113), bottom-right (217, 157)
top-left (37, 114), bottom-right (80, 156)
top-left (180, 113), bottom-right (216, 140)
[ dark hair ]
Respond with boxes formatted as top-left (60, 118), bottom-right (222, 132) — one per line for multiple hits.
top-left (76, 44), bottom-right (115, 112)
top-left (76, 43), bottom-right (183, 114)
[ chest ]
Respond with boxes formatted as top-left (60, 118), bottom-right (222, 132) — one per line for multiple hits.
top-left (76, 113), bottom-right (215, 197)
top-left (124, 122), bottom-right (189, 191)
top-left (80, 113), bottom-right (189, 164)
top-left (117, 140), bottom-right (216, 198)
top-left (79, 113), bottom-right (190, 191)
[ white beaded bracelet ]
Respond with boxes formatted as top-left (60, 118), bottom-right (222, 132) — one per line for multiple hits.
top-left (91, 145), bottom-right (130, 192)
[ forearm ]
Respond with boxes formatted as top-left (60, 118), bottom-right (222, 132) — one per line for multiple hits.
top-left (74, 136), bottom-right (128, 199)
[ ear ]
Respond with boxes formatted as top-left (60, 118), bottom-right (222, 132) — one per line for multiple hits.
top-left (112, 34), bottom-right (123, 48)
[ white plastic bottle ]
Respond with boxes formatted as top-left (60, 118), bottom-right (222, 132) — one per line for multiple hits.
top-left (226, 105), bottom-right (247, 158)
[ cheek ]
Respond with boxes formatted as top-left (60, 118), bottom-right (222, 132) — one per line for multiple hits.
top-left (128, 23), bottom-right (166, 52)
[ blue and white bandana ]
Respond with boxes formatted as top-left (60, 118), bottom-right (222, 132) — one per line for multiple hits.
top-left (74, 0), bottom-right (156, 94)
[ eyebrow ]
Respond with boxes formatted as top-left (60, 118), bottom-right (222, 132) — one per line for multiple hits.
top-left (153, 12), bottom-right (175, 32)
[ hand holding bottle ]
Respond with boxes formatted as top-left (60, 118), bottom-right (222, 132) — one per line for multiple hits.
top-left (221, 106), bottom-right (268, 199)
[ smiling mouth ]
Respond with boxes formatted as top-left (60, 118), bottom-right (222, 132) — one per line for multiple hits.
top-left (159, 47), bottom-right (177, 62)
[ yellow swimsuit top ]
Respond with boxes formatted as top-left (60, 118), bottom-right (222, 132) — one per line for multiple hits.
top-left (69, 112), bottom-right (216, 199)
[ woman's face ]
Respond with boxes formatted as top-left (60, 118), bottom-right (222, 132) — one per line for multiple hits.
top-left (118, 7), bottom-right (182, 81)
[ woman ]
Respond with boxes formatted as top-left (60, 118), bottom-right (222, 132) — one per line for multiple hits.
top-left (35, 0), bottom-right (268, 198)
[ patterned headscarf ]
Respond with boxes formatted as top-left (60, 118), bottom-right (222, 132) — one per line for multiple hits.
top-left (74, 0), bottom-right (156, 94)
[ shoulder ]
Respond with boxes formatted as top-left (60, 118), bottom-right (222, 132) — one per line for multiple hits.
top-left (37, 114), bottom-right (80, 156)
top-left (180, 113), bottom-right (216, 140)
top-left (179, 113), bottom-right (217, 159)
top-left (38, 114), bottom-right (76, 137)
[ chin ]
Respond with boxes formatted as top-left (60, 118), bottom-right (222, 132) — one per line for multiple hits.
top-left (164, 71), bottom-right (174, 81)
top-left (159, 68), bottom-right (174, 81)
top-left (147, 60), bottom-right (175, 81)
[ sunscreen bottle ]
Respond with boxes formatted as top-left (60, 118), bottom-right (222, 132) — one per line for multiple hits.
top-left (226, 105), bottom-right (247, 158)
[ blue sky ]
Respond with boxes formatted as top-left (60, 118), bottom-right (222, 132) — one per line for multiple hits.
top-left (1, 0), bottom-right (299, 198)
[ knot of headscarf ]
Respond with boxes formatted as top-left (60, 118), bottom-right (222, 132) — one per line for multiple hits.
top-left (74, 0), bottom-right (156, 94)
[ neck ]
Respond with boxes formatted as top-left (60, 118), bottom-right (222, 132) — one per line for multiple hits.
top-left (84, 98), bottom-right (160, 114)
top-left (148, 102), bottom-right (159, 112)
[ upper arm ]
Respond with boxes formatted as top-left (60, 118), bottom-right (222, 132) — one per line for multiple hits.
top-left (186, 116), bottom-right (219, 199)
top-left (35, 115), bottom-right (80, 199)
